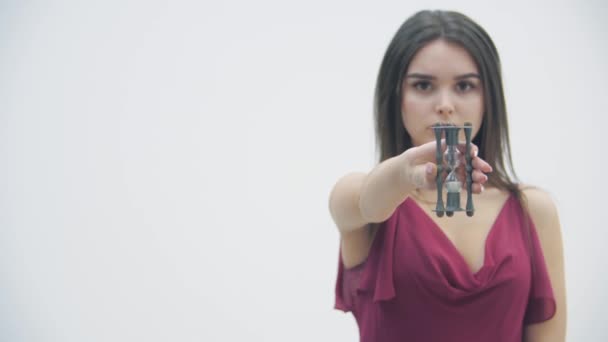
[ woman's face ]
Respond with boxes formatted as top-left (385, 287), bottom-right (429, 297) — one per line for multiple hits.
top-left (401, 39), bottom-right (484, 147)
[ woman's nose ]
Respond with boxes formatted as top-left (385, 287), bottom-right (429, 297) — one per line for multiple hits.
top-left (435, 92), bottom-right (455, 116)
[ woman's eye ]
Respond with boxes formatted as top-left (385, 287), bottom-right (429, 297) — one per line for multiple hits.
top-left (413, 81), bottom-right (432, 91)
top-left (456, 81), bottom-right (475, 92)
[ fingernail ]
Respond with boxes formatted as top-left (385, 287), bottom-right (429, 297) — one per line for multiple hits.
top-left (426, 164), bottom-right (433, 174)
top-left (474, 149), bottom-right (478, 157)
top-left (481, 184), bottom-right (485, 192)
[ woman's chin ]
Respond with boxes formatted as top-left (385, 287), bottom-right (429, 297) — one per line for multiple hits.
top-left (415, 137), bottom-right (436, 146)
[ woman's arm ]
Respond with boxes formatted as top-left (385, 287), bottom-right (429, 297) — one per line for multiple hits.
top-left (328, 154), bottom-right (415, 268)
top-left (328, 152), bottom-right (417, 235)
top-left (522, 187), bottom-right (567, 342)
top-left (329, 141), bottom-right (491, 233)
top-left (328, 142), bottom-right (491, 268)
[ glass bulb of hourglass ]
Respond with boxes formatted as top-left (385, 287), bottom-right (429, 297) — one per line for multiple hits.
top-left (445, 171), bottom-right (461, 192)
top-left (444, 146), bottom-right (461, 193)
top-left (443, 145), bottom-right (460, 169)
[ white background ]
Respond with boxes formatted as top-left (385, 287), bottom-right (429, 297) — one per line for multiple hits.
top-left (1, 0), bottom-right (606, 341)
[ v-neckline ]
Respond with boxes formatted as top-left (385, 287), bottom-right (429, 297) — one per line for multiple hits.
top-left (406, 193), bottom-right (513, 276)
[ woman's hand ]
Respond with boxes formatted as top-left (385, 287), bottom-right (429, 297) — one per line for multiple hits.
top-left (400, 140), bottom-right (492, 194)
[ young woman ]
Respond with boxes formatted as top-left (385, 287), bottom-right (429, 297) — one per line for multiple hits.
top-left (329, 10), bottom-right (566, 342)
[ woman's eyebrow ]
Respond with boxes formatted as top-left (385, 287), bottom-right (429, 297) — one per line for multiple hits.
top-left (405, 73), bottom-right (435, 80)
top-left (405, 72), bottom-right (481, 80)
top-left (454, 73), bottom-right (481, 80)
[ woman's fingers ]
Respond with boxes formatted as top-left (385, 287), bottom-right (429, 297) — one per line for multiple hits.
top-left (457, 141), bottom-right (478, 157)
top-left (470, 182), bottom-right (484, 194)
top-left (423, 162), bottom-right (438, 188)
top-left (455, 142), bottom-right (493, 173)
top-left (472, 169), bottom-right (488, 184)
top-left (457, 169), bottom-right (488, 189)
top-left (407, 140), bottom-right (493, 193)
top-left (471, 155), bottom-right (493, 173)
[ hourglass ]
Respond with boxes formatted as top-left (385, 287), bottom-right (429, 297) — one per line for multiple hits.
top-left (432, 122), bottom-right (475, 217)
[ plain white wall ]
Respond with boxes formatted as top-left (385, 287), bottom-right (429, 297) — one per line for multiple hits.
top-left (0, 0), bottom-right (606, 341)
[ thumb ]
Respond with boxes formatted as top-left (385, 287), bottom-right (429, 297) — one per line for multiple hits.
top-left (417, 162), bottom-right (437, 189)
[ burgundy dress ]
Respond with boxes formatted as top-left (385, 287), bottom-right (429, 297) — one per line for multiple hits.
top-left (334, 193), bottom-right (556, 342)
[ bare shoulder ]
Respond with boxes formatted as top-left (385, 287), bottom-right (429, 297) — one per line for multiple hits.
top-left (518, 184), bottom-right (561, 233)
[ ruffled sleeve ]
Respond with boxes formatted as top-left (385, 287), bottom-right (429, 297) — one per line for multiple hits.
top-left (334, 209), bottom-right (401, 313)
top-left (334, 248), bottom-right (365, 312)
top-left (523, 215), bottom-right (557, 324)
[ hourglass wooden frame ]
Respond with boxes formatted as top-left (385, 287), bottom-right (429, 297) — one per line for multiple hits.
top-left (432, 122), bottom-right (475, 217)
